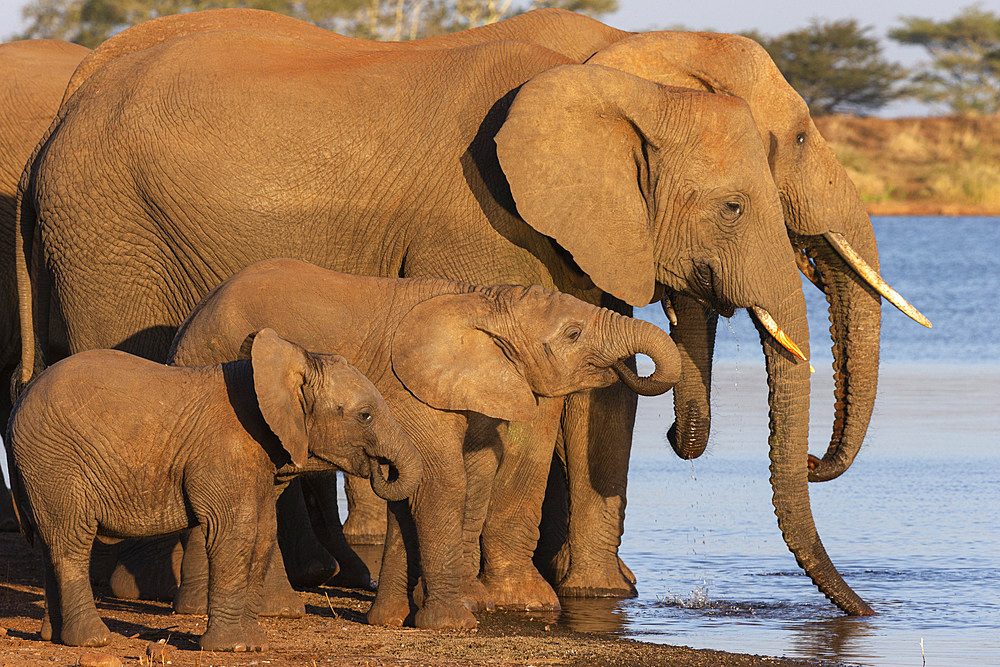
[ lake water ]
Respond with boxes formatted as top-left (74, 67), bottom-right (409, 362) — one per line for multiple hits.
top-left (3, 217), bottom-right (997, 664)
top-left (578, 217), bottom-right (1000, 665)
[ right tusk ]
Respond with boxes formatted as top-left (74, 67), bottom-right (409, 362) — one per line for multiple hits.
top-left (824, 231), bottom-right (932, 328)
top-left (661, 295), bottom-right (678, 326)
top-left (751, 307), bottom-right (808, 362)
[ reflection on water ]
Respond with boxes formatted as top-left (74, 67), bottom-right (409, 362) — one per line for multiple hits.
top-left (557, 597), bottom-right (629, 634)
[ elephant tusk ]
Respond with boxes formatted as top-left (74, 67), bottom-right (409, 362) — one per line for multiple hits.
top-left (661, 295), bottom-right (678, 326)
top-left (823, 231), bottom-right (932, 328)
top-left (751, 307), bottom-right (808, 362)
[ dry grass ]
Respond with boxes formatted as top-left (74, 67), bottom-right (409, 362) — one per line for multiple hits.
top-left (815, 113), bottom-right (1000, 215)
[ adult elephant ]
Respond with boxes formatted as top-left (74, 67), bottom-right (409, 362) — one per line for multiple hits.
top-left (47, 8), bottom-right (930, 604)
top-left (0, 39), bottom-right (89, 531)
top-left (13, 32), bottom-right (870, 616)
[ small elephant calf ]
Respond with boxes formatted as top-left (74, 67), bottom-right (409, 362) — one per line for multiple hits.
top-left (5, 329), bottom-right (420, 651)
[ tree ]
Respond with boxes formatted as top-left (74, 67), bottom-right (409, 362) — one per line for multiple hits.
top-left (744, 20), bottom-right (905, 116)
top-left (889, 4), bottom-right (1000, 114)
top-left (12, 0), bottom-right (617, 46)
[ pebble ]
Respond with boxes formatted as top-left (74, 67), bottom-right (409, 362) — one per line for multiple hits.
top-left (146, 640), bottom-right (174, 663)
top-left (77, 653), bottom-right (122, 667)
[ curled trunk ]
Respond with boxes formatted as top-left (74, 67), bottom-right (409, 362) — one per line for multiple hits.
top-left (757, 289), bottom-right (874, 615)
top-left (605, 311), bottom-right (680, 396)
top-left (366, 434), bottom-right (422, 502)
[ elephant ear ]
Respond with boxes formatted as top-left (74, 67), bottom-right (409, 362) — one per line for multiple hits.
top-left (391, 293), bottom-right (537, 422)
top-left (495, 64), bottom-right (667, 308)
top-left (250, 328), bottom-right (311, 467)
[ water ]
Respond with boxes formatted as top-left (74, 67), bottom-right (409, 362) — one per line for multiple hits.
top-left (4, 217), bottom-right (997, 664)
top-left (597, 217), bottom-right (1000, 664)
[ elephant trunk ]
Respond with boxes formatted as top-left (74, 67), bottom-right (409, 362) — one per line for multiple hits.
top-left (664, 293), bottom-right (718, 459)
top-left (365, 427), bottom-right (422, 503)
top-left (756, 288), bottom-right (874, 616)
top-left (604, 310), bottom-right (680, 396)
top-left (794, 191), bottom-right (882, 483)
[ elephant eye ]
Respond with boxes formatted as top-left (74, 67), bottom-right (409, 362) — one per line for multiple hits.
top-left (356, 411), bottom-right (373, 425)
top-left (722, 201), bottom-right (743, 220)
top-left (565, 326), bottom-right (582, 342)
top-left (796, 132), bottom-right (806, 146)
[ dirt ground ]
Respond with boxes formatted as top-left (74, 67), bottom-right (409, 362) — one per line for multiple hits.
top-left (0, 533), bottom-right (834, 667)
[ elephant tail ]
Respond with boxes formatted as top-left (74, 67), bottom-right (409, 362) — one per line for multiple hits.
top-left (12, 118), bottom-right (56, 401)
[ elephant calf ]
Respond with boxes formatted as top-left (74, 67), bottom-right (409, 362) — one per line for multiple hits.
top-left (167, 258), bottom-right (680, 629)
top-left (5, 329), bottom-right (420, 651)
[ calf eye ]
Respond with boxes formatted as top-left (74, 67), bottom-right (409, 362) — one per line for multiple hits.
top-left (796, 132), bottom-right (806, 145)
top-left (357, 411), bottom-right (373, 425)
top-left (566, 326), bottom-right (581, 342)
top-left (722, 201), bottom-right (743, 220)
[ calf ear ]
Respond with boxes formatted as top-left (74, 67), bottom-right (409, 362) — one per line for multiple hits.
top-left (250, 328), bottom-right (310, 467)
top-left (391, 293), bottom-right (537, 422)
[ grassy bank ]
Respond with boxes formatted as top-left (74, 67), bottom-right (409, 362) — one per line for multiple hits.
top-left (815, 114), bottom-right (1000, 216)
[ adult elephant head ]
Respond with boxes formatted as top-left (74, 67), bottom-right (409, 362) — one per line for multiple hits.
top-left (587, 31), bottom-right (930, 482)
top-left (495, 64), bottom-right (871, 615)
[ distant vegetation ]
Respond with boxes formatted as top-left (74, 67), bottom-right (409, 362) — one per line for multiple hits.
top-left (816, 114), bottom-right (1000, 214)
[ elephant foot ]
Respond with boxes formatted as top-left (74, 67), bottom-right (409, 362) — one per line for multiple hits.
top-left (58, 613), bottom-right (111, 647)
top-left (481, 567), bottom-right (560, 611)
top-left (366, 593), bottom-right (410, 627)
top-left (459, 577), bottom-right (495, 613)
top-left (110, 536), bottom-right (182, 601)
top-left (415, 599), bottom-right (477, 630)
top-left (619, 555), bottom-right (637, 586)
top-left (199, 623), bottom-right (268, 652)
top-left (173, 575), bottom-right (208, 616)
top-left (261, 557), bottom-right (305, 619)
top-left (556, 560), bottom-right (637, 598)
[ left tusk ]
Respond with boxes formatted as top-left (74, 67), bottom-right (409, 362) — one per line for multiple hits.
top-left (751, 307), bottom-right (808, 362)
top-left (823, 231), bottom-right (932, 328)
top-left (661, 295), bottom-right (678, 326)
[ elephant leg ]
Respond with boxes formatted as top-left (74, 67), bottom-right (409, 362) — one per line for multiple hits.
top-left (457, 415), bottom-right (502, 613)
top-left (109, 535), bottom-right (182, 601)
top-left (300, 472), bottom-right (374, 590)
top-left (480, 396), bottom-right (563, 611)
top-left (198, 506), bottom-right (270, 652)
top-left (175, 525), bottom-right (304, 618)
top-left (410, 442), bottom-right (476, 630)
top-left (367, 501), bottom-right (416, 627)
top-left (555, 384), bottom-right (638, 598)
top-left (343, 473), bottom-right (387, 545)
top-left (39, 517), bottom-right (109, 647)
top-left (275, 477), bottom-right (339, 587)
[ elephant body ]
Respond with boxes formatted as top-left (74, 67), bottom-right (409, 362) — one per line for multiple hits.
top-left (5, 329), bottom-right (420, 650)
top-left (167, 258), bottom-right (680, 628)
top-left (18, 31), bottom-right (814, 612)
top-left (0, 39), bottom-right (89, 530)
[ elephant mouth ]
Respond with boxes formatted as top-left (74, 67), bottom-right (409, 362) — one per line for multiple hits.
top-left (687, 262), bottom-right (737, 318)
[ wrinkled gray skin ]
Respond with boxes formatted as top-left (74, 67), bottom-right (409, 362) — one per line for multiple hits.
top-left (0, 39), bottom-right (89, 531)
top-left (168, 259), bottom-right (680, 629)
top-left (47, 16), bottom-right (902, 605)
top-left (5, 329), bottom-right (420, 650)
top-left (15, 34), bottom-right (822, 613)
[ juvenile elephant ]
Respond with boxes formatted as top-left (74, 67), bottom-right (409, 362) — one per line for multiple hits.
top-left (15, 35), bottom-right (820, 611)
top-left (5, 329), bottom-right (421, 650)
top-left (50, 8), bottom-right (931, 611)
top-left (166, 259), bottom-right (680, 628)
top-left (0, 39), bottom-right (89, 531)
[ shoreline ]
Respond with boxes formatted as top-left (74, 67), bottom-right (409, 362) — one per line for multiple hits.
top-left (0, 534), bottom-right (832, 666)
top-left (865, 202), bottom-right (1000, 216)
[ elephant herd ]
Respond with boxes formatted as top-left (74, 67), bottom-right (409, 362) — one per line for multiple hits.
top-left (0, 7), bottom-right (930, 652)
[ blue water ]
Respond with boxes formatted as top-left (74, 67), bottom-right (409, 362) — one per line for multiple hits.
top-left (590, 217), bottom-right (1000, 664)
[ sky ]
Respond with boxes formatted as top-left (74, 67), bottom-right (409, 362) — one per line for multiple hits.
top-left (0, 0), bottom-right (999, 112)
